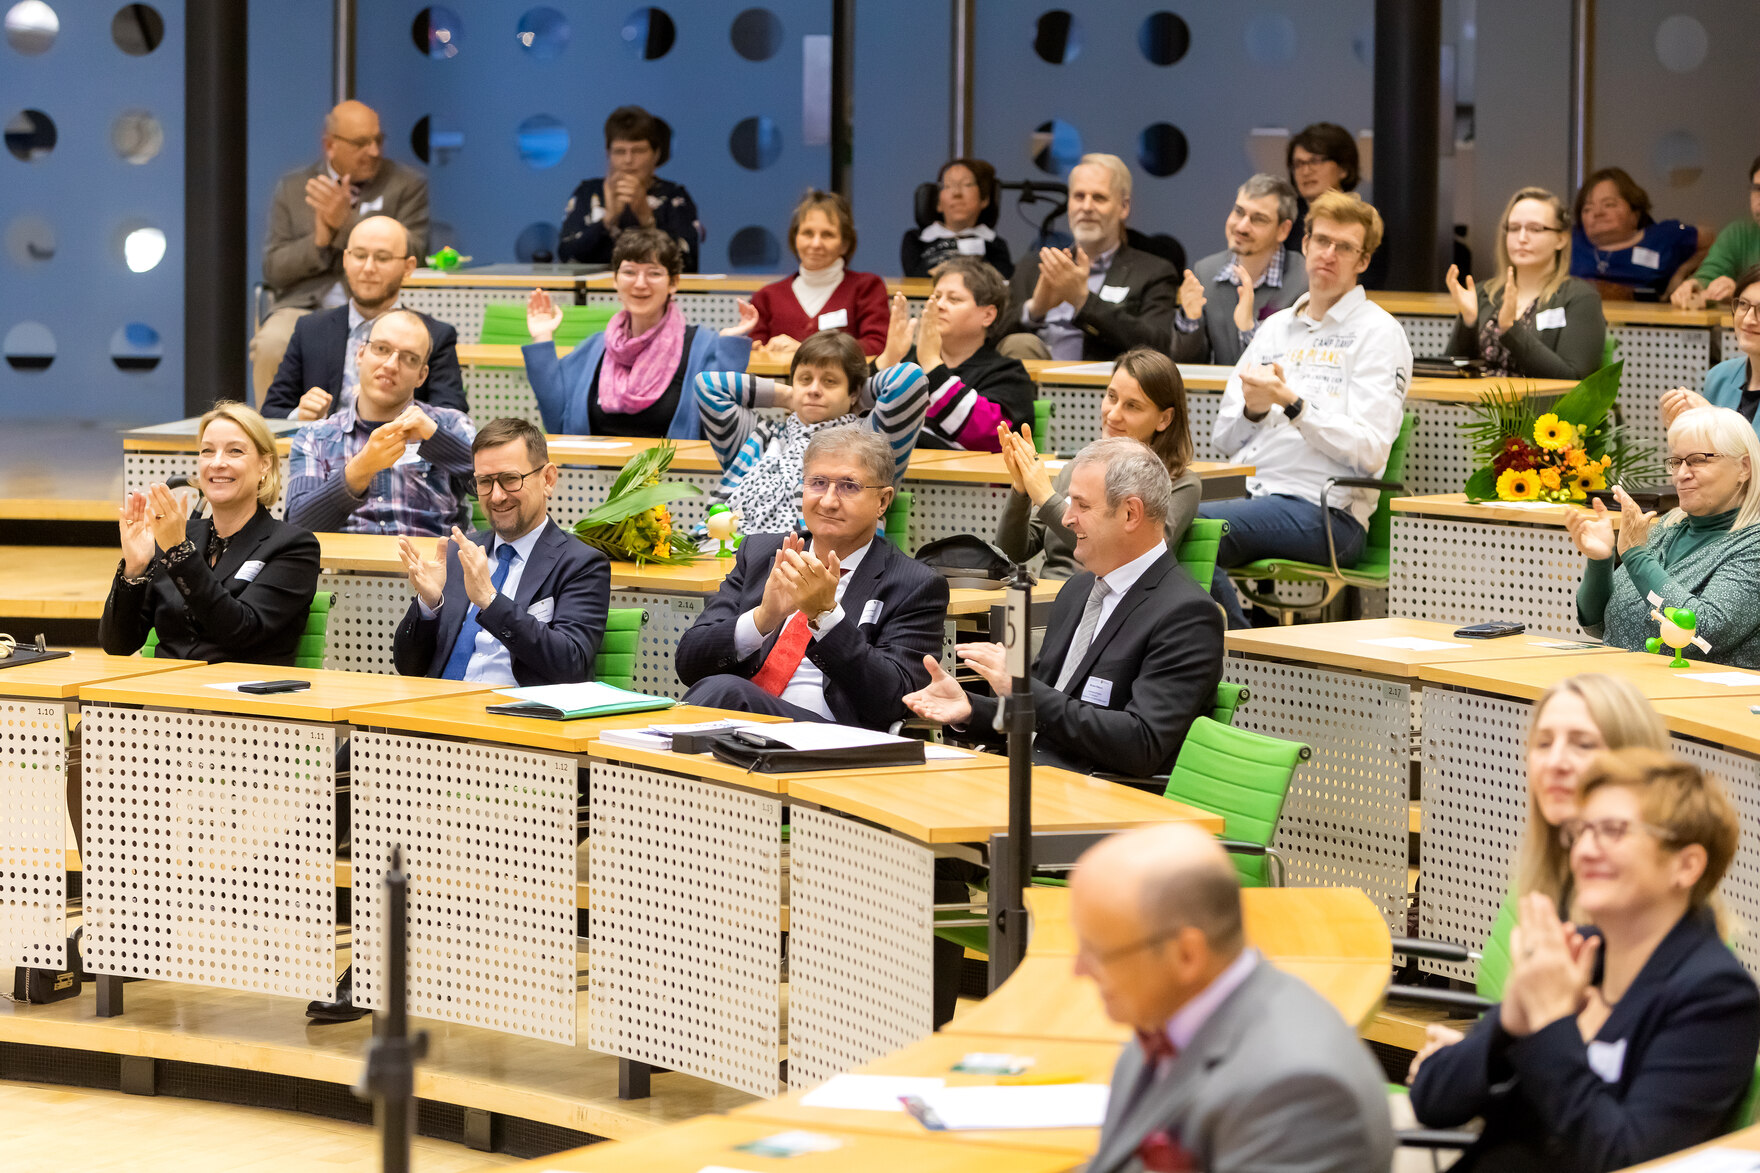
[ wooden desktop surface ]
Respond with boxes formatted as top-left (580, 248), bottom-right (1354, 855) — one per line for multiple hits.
top-left (1652, 696), bottom-right (1760, 758)
top-left (1417, 650), bottom-right (1760, 701)
top-left (490, 1114), bottom-right (1078, 1173)
top-left (587, 741), bottom-right (1005, 798)
top-left (77, 661), bottom-right (492, 722)
top-left (0, 650), bottom-right (205, 699)
top-left (1615, 1128), bottom-right (1760, 1169)
top-left (0, 546), bottom-right (126, 619)
top-left (1368, 289), bottom-right (1729, 329)
top-left (910, 453), bottom-right (1253, 485)
top-left (458, 342), bottom-right (790, 378)
top-left (1392, 492), bottom-right (1624, 528)
top-left (1225, 617), bottom-right (1622, 678)
top-left (345, 695), bottom-right (780, 755)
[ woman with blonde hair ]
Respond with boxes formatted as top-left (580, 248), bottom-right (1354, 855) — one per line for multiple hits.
top-left (1445, 186), bottom-right (1607, 378)
top-left (100, 400), bottom-right (320, 664)
top-left (1568, 405), bottom-right (1760, 666)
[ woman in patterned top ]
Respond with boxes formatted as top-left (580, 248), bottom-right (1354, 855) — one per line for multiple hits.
top-left (695, 331), bottom-right (928, 534)
top-left (1445, 187), bottom-right (1607, 380)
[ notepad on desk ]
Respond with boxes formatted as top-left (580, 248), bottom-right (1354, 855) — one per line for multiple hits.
top-left (486, 682), bottom-right (675, 721)
top-left (900, 1083), bottom-right (1111, 1131)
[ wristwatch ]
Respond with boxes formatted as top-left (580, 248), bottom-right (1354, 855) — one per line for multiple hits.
top-left (806, 606), bottom-right (837, 631)
top-left (1281, 396), bottom-right (1306, 422)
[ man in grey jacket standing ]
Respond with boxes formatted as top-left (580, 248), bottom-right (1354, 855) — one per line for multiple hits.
top-left (1170, 174), bottom-right (1308, 367)
top-left (1072, 824), bottom-right (1392, 1173)
top-left (252, 100), bottom-right (430, 399)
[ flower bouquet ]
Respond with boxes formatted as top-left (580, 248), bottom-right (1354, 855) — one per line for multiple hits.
top-left (571, 442), bottom-right (703, 564)
top-left (1460, 362), bottom-right (1662, 503)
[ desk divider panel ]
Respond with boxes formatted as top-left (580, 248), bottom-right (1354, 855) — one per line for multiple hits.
top-left (78, 705), bottom-right (335, 999)
top-left (464, 367), bottom-right (549, 428)
top-left (588, 763), bottom-right (783, 1098)
top-left (605, 591), bottom-right (703, 700)
top-left (125, 451), bottom-right (291, 519)
top-left (1390, 517), bottom-right (1587, 640)
top-left (553, 467), bottom-right (720, 531)
top-left (786, 808), bottom-right (934, 1090)
top-left (0, 698), bottom-right (68, 970)
top-left (349, 731), bottom-right (578, 1044)
top-left (317, 571), bottom-right (407, 674)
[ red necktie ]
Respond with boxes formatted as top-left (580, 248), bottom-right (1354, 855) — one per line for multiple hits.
top-left (751, 611), bottom-right (813, 696)
top-left (1128, 1030), bottom-right (1194, 1171)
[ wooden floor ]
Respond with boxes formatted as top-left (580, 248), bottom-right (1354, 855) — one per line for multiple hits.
top-left (0, 1079), bottom-right (520, 1172)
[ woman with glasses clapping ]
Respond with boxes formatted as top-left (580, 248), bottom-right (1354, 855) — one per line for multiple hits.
top-left (1662, 262), bottom-right (1760, 445)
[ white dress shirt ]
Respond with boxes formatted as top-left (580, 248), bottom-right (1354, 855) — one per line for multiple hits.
top-left (419, 524), bottom-right (546, 686)
top-left (1211, 285), bottom-right (1412, 529)
top-left (733, 538), bottom-right (871, 719)
top-left (1089, 539), bottom-right (1167, 638)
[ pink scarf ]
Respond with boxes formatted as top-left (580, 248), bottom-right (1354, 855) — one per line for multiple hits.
top-left (598, 301), bottom-right (687, 415)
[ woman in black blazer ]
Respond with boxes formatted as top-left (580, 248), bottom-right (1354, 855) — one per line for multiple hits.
top-left (1409, 748), bottom-right (1760, 1173)
top-left (101, 402), bottom-right (320, 665)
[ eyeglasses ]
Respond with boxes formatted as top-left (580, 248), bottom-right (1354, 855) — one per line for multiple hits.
top-left (1664, 452), bottom-right (1726, 474)
top-left (1732, 298), bottom-right (1760, 321)
top-left (1078, 928), bottom-right (1182, 967)
top-left (1559, 816), bottom-right (1678, 851)
top-left (467, 465), bottom-right (549, 498)
top-left (940, 180), bottom-right (980, 193)
top-left (1507, 222), bottom-right (1563, 237)
top-left (329, 132), bottom-right (385, 149)
top-left (345, 248), bottom-right (408, 267)
top-left (1290, 154), bottom-right (1332, 171)
top-left (803, 475), bottom-right (886, 498)
top-left (364, 339), bottom-right (427, 371)
top-left (1306, 232), bottom-right (1363, 258)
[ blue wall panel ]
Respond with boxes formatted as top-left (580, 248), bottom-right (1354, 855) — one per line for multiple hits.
top-left (851, 0), bottom-right (951, 278)
top-left (0, 0), bottom-right (185, 424)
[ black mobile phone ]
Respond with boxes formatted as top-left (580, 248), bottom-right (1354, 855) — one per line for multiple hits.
top-left (1454, 622), bottom-right (1526, 639)
top-left (238, 679), bottom-right (312, 694)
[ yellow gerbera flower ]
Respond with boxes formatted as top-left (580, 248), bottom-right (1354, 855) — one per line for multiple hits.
top-left (1497, 467), bottom-right (1541, 500)
top-left (1572, 464), bottom-right (1608, 493)
top-left (1539, 467), bottom-right (1563, 491)
top-left (1533, 413), bottom-right (1576, 451)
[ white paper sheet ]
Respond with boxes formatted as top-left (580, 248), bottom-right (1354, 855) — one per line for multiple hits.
top-left (923, 744), bottom-right (975, 760)
top-left (797, 1074), bottom-right (945, 1111)
top-left (750, 723), bottom-right (913, 751)
top-left (204, 681), bottom-right (271, 693)
top-left (1676, 672), bottom-right (1760, 688)
top-left (493, 681), bottom-right (667, 710)
top-left (908, 1083), bottom-right (1111, 1130)
top-left (1360, 637), bottom-right (1463, 651)
top-left (1631, 1149), bottom-right (1760, 1173)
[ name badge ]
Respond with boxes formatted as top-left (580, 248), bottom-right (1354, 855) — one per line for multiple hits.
top-left (394, 442), bottom-right (423, 466)
top-left (527, 598), bottom-right (555, 623)
top-left (1535, 307), bottom-right (1568, 331)
top-left (359, 196), bottom-right (384, 215)
top-left (1098, 284), bottom-right (1130, 304)
top-left (818, 308), bottom-right (850, 329)
top-left (1081, 677), bottom-right (1115, 706)
top-left (956, 236), bottom-right (987, 256)
top-left (1631, 246), bottom-right (1661, 269)
top-left (234, 560), bottom-right (266, 583)
top-left (1586, 1038), bottom-right (1627, 1084)
top-left (860, 598), bottom-right (883, 626)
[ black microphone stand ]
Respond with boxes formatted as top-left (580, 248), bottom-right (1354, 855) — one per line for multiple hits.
top-left (991, 561), bottom-right (1037, 987)
top-left (356, 844), bottom-right (428, 1173)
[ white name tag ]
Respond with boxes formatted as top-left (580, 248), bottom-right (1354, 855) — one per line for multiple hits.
top-left (234, 560), bottom-right (266, 583)
top-left (956, 236), bottom-right (987, 256)
top-left (860, 598), bottom-right (883, 626)
top-left (1098, 284), bottom-right (1130, 304)
top-left (1535, 307), bottom-right (1567, 331)
top-left (1631, 246), bottom-right (1661, 269)
top-left (359, 196), bottom-right (384, 215)
top-left (394, 442), bottom-right (423, 466)
top-left (1586, 1038), bottom-right (1627, 1084)
top-left (527, 598), bottom-right (555, 623)
top-left (818, 308), bottom-right (849, 329)
top-left (1081, 677), bottom-right (1115, 706)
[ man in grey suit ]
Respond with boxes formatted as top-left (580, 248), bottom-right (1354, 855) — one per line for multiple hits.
top-left (1170, 175), bottom-right (1309, 367)
top-left (252, 100), bottom-right (431, 398)
top-left (1072, 824), bottom-right (1392, 1173)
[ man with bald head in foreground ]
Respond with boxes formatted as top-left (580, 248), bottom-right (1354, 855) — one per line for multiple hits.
top-left (1073, 825), bottom-right (1392, 1173)
top-left (253, 100), bottom-right (431, 397)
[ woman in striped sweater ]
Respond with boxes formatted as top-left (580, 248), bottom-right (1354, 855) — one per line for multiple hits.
top-left (695, 330), bottom-right (928, 534)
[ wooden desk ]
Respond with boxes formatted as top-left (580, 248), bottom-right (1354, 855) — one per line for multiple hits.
top-left (78, 660), bottom-right (489, 721)
top-left (1225, 617), bottom-right (1620, 678)
top-left (1416, 650), bottom-right (1760, 701)
top-left (346, 694), bottom-right (775, 755)
top-left (1653, 696), bottom-right (1760, 757)
top-left (494, 1114), bottom-right (1079, 1173)
top-left (1615, 1128), bottom-right (1760, 1169)
top-left (0, 649), bottom-right (203, 699)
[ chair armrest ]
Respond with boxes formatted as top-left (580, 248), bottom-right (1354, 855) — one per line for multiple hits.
top-left (1390, 937), bottom-right (1477, 964)
top-left (1396, 1128), bottom-right (1480, 1150)
top-left (1326, 476), bottom-right (1406, 494)
top-left (1320, 475), bottom-right (1407, 576)
top-left (1386, 984), bottom-right (1492, 1016)
top-left (1216, 840), bottom-right (1286, 886)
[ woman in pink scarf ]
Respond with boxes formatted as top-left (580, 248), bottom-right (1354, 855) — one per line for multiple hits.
top-left (524, 228), bottom-right (756, 437)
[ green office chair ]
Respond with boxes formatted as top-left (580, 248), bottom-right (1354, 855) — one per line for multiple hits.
top-left (1227, 411), bottom-right (1416, 623)
top-left (478, 301), bottom-right (614, 347)
top-left (142, 592), bottom-right (334, 670)
top-left (1032, 399), bottom-right (1054, 454)
top-left (1211, 682), bottom-right (1250, 727)
top-left (1160, 717), bottom-right (1309, 888)
top-left (885, 490), bottom-right (913, 550)
top-left (1176, 517), bottom-right (1227, 590)
top-left (594, 607), bottom-right (649, 689)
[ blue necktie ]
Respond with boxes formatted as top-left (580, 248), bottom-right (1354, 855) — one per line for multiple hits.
top-left (441, 544), bottom-right (515, 681)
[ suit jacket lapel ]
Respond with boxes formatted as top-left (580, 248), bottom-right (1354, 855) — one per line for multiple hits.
top-left (1101, 249), bottom-right (1134, 293)
top-left (835, 536), bottom-right (889, 628)
top-left (512, 523), bottom-right (563, 610)
top-left (319, 307), bottom-right (350, 395)
top-left (1036, 570), bottom-right (1095, 685)
top-left (203, 512), bottom-right (273, 583)
top-left (1065, 555), bottom-right (1172, 688)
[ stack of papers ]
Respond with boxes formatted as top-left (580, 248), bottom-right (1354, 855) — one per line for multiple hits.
top-left (596, 718), bottom-right (759, 752)
top-left (487, 682), bottom-right (674, 720)
top-left (902, 1084), bottom-right (1111, 1131)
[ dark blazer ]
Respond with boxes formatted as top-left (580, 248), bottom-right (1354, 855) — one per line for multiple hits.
top-left (262, 305), bottom-right (466, 418)
top-left (262, 158), bottom-right (429, 312)
top-left (1410, 905), bottom-right (1760, 1173)
top-left (1001, 242), bottom-right (1180, 361)
top-left (99, 509), bottom-right (321, 665)
top-left (392, 521), bottom-right (610, 686)
top-left (967, 548), bottom-right (1223, 778)
top-left (1088, 960), bottom-right (1393, 1173)
top-left (675, 532), bottom-right (949, 730)
top-left (1446, 276), bottom-right (1609, 380)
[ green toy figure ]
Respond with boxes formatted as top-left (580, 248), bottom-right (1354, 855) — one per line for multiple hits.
top-left (425, 246), bottom-right (471, 271)
top-left (1645, 591), bottom-right (1711, 667)
top-left (705, 504), bottom-right (742, 558)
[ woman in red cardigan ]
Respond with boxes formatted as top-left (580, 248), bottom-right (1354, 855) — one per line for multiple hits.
top-left (749, 189), bottom-right (890, 357)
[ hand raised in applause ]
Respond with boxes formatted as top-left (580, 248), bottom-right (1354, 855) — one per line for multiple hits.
top-left (1239, 362), bottom-right (1294, 417)
top-left (725, 298), bottom-right (760, 339)
top-left (398, 535), bottom-right (447, 610)
top-left (875, 291), bottom-right (917, 369)
top-left (1613, 484), bottom-right (1656, 555)
top-left (526, 288), bottom-right (564, 344)
top-left (118, 490), bottom-right (158, 578)
top-left (146, 483), bottom-right (188, 554)
top-left (293, 387), bottom-right (334, 421)
top-left (997, 424), bottom-right (1055, 506)
top-left (1661, 387), bottom-right (1709, 428)
top-left (1445, 264), bottom-right (1479, 328)
top-left (904, 654), bottom-right (973, 725)
top-left (1177, 269), bottom-right (1206, 320)
top-left (1563, 497), bottom-right (1617, 561)
top-left (753, 532), bottom-right (808, 634)
top-left (451, 526), bottom-right (498, 609)
top-left (304, 174), bottom-right (353, 248)
top-left (955, 640), bottom-right (1011, 694)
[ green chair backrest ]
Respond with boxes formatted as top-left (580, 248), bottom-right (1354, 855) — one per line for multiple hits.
top-left (1162, 716), bottom-right (1308, 887)
top-left (142, 591), bottom-right (333, 670)
top-left (1175, 517), bottom-right (1226, 589)
top-left (1731, 1061), bottom-right (1760, 1131)
top-left (594, 606), bottom-right (649, 689)
top-left (470, 496), bottom-right (488, 531)
top-left (885, 490), bottom-right (913, 549)
top-left (1354, 411), bottom-right (1418, 578)
top-left (1210, 682), bottom-right (1249, 726)
top-left (1032, 399), bottom-right (1053, 453)
top-left (478, 301), bottom-right (615, 347)
top-left (1477, 892), bottom-right (1518, 1001)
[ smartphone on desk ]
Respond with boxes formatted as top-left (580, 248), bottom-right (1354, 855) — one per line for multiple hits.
top-left (238, 679), bottom-right (312, 694)
top-left (1454, 622), bottom-right (1526, 639)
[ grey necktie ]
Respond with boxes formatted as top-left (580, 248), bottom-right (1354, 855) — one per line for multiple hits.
top-left (1053, 578), bottom-right (1112, 693)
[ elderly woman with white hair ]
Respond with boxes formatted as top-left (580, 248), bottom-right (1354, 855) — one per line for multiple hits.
top-left (1567, 405), bottom-right (1760, 665)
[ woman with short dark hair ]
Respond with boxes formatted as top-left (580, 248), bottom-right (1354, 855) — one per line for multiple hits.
top-left (901, 157), bottom-right (1014, 279)
top-left (1570, 167), bottom-right (1707, 301)
top-left (558, 105), bottom-right (703, 272)
top-left (749, 190), bottom-right (890, 359)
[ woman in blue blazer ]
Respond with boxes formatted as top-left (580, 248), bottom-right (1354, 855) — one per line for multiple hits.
top-left (522, 227), bottom-right (753, 438)
top-left (1664, 262), bottom-right (1760, 442)
top-left (1409, 748), bottom-right (1760, 1173)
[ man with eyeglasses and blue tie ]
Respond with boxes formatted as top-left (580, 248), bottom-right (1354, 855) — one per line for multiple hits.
top-left (676, 426), bottom-right (948, 729)
top-left (286, 308), bottom-right (476, 537)
top-left (391, 417), bottom-right (610, 687)
top-left (261, 216), bottom-right (464, 420)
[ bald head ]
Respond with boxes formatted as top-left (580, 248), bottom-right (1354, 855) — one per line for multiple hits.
top-left (323, 100), bottom-right (383, 184)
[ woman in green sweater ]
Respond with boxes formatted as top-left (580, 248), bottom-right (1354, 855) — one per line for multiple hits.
top-left (1568, 405), bottom-right (1760, 665)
